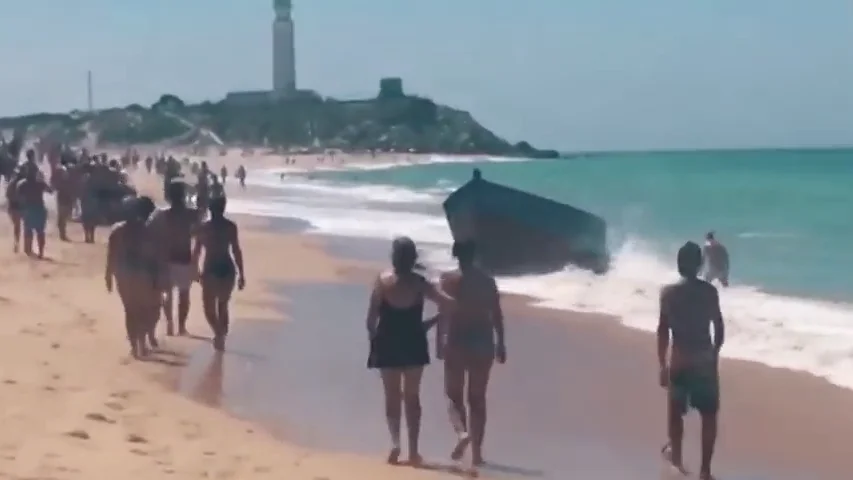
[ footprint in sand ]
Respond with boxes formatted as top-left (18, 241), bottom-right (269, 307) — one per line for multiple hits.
top-left (84, 412), bottom-right (115, 424)
top-left (126, 434), bottom-right (148, 444)
top-left (104, 400), bottom-right (125, 411)
top-left (111, 390), bottom-right (136, 399)
top-left (20, 327), bottom-right (45, 337)
top-left (65, 429), bottom-right (90, 440)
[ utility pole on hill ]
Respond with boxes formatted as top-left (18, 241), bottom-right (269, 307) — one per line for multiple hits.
top-left (87, 71), bottom-right (93, 112)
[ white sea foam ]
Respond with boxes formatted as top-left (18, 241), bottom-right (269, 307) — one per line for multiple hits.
top-left (231, 168), bottom-right (853, 391)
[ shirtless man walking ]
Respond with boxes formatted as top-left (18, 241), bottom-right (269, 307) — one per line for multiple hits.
top-left (6, 168), bottom-right (24, 252)
top-left (657, 241), bottom-right (725, 480)
top-left (195, 162), bottom-right (210, 218)
top-left (438, 240), bottom-right (506, 467)
top-left (192, 196), bottom-right (246, 351)
top-left (702, 232), bottom-right (730, 288)
top-left (148, 179), bottom-right (199, 336)
top-left (236, 165), bottom-right (246, 189)
top-left (51, 160), bottom-right (75, 241)
top-left (105, 197), bottom-right (160, 358)
top-left (16, 163), bottom-right (52, 258)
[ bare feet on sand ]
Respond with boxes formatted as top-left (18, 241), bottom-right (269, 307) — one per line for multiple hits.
top-left (661, 443), bottom-right (690, 476)
top-left (386, 446), bottom-right (401, 465)
top-left (451, 433), bottom-right (471, 461)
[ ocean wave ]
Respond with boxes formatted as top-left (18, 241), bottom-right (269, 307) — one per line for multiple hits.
top-left (258, 153), bottom-right (530, 176)
top-left (736, 231), bottom-right (801, 240)
top-left (246, 175), bottom-right (442, 204)
top-left (231, 174), bottom-right (853, 391)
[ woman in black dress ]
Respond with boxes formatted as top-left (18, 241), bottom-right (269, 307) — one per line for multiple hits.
top-left (366, 236), bottom-right (452, 465)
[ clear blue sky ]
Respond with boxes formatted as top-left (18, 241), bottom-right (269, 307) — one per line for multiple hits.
top-left (2, 0), bottom-right (851, 151)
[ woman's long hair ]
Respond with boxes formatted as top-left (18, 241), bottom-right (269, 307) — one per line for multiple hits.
top-left (391, 236), bottom-right (418, 275)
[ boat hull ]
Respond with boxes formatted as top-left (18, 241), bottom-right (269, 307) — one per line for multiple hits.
top-left (443, 170), bottom-right (609, 276)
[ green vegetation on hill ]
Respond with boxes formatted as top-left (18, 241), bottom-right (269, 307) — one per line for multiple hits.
top-left (0, 86), bottom-right (558, 158)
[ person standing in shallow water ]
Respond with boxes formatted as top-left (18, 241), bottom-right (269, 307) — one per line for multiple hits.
top-left (192, 196), bottom-right (245, 351)
top-left (438, 240), bottom-right (506, 467)
top-left (365, 237), bottom-right (453, 466)
top-left (105, 197), bottom-right (160, 358)
top-left (702, 231), bottom-right (729, 288)
top-left (657, 241), bottom-right (725, 480)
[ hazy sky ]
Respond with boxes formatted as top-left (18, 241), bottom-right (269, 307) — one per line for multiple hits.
top-left (2, 0), bottom-right (851, 151)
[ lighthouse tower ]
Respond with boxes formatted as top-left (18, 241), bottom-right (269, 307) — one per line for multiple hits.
top-left (272, 0), bottom-right (296, 98)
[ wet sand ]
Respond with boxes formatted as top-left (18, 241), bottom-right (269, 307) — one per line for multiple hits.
top-left (154, 160), bottom-right (853, 479)
top-left (177, 249), bottom-right (853, 480)
top-left (180, 282), bottom-right (656, 479)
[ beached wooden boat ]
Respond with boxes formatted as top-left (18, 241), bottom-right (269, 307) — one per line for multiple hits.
top-left (442, 168), bottom-right (610, 275)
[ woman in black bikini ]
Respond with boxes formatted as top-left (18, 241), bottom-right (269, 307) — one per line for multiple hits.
top-left (192, 196), bottom-right (245, 351)
top-left (365, 236), bottom-right (452, 465)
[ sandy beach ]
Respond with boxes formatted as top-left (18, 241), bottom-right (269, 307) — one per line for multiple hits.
top-left (2, 152), bottom-right (852, 480)
top-left (181, 229), bottom-right (853, 480)
top-left (0, 165), bottom-right (457, 480)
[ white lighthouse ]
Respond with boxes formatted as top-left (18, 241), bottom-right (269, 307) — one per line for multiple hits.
top-left (272, 0), bottom-right (296, 98)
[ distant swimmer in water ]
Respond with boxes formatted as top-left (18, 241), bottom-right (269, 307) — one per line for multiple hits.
top-left (192, 196), bottom-right (245, 351)
top-left (702, 232), bottom-right (729, 288)
top-left (438, 240), bottom-right (506, 468)
top-left (365, 237), bottom-right (453, 465)
top-left (657, 241), bottom-right (725, 480)
top-left (105, 197), bottom-right (160, 358)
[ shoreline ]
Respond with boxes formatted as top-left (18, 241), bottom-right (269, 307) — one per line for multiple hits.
top-left (219, 153), bottom-right (853, 393)
top-left (171, 220), bottom-right (852, 479)
top-left (3, 153), bottom-right (849, 479)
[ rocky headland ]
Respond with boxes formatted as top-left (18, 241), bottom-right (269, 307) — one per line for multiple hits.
top-left (0, 79), bottom-right (558, 158)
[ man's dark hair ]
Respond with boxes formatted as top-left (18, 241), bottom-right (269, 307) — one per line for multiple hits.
top-left (165, 179), bottom-right (186, 206)
top-left (452, 240), bottom-right (477, 267)
top-left (134, 196), bottom-right (156, 221)
top-left (209, 195), bottom-right (227, 217)
top-left (677, 241), bottom-right (703, 278)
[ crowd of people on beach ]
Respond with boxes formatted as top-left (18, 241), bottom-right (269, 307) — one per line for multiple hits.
top-left (0, 140), bottom-right (730, 479)
top-left (1, 144), bottom-right (248, 357)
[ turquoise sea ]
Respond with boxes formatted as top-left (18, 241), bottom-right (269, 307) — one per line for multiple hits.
top-left (231, 148), bottom-right (853, 389)
top-left (319, 148), bottom-right (853, 301)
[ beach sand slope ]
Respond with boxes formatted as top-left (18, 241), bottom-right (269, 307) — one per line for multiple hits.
top-left (0, 171), bottom-right (456, 480)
